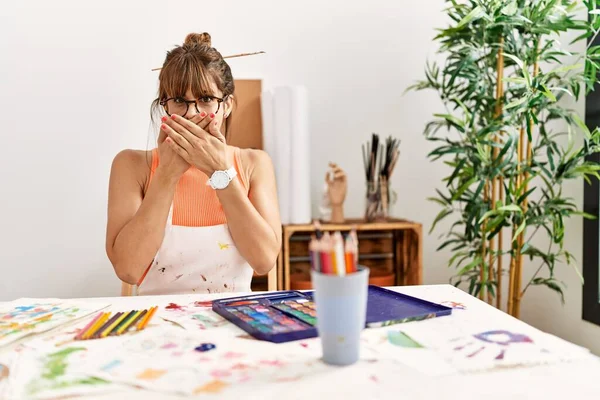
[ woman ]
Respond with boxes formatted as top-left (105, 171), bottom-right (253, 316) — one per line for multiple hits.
top-left (105, 32), bottom-right (281, 295)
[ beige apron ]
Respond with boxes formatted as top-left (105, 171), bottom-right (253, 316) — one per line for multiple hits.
top-left (137, 205), bottom-right (254, 296)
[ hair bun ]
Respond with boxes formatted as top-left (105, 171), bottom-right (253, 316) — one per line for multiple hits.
top-left (184, 32), bottom-right (212, 47)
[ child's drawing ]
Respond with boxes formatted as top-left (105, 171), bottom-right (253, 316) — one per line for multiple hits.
top-left (159, 301), bottom-right (230, 331)
top-left (439, 301), bottom-right (466, 310)
top-left (0, 299), bottom-right (108, 348)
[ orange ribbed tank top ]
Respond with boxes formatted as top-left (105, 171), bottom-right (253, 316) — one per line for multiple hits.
top-left (146, 147), bottom-right (249, 226)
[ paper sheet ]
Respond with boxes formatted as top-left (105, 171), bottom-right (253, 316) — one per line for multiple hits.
top-left (0, 298), bottom-right (109, 349)
top-left (398, 317), bottom-right (593, 373)
top-left (76, 326), bottom-right (340, 396)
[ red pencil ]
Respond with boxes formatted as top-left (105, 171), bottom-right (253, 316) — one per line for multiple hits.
top-left (320, 232), bottom-right (333, 274)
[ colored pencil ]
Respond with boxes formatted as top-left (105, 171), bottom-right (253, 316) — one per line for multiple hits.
top-left (345, 237), bottom-right (355, 274)
top-left (101, 312), bottom-right (128, 338)
top-left (309, 236), bottom-right (320, 272)
top-left (320, 233), bottom-right (332, 274)
top-left (138, 306), bottom-right (157, 330)
top-left (126, 309), bottom-right (147, 332)
top-left (110, 310), bottom-right (137, 336)
top-left (350, 228), bottom-right (359, 264)
top-left (115, 310), bottom-right (141, 335)
top-left (83, 313), bottom-right (110, 340)
top-left (333, 232), bottom-right (346, 276)
top-left (75, 312), bottom-right (103, 340)
top-left (91, 312), bottom-right (121, 339)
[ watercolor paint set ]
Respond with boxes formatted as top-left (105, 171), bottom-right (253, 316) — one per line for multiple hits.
top-left (212, 286), bottom-right (453, 343)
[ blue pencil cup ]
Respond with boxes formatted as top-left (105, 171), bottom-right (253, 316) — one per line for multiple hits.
top-left (310, 266), bottom-right (369, 366)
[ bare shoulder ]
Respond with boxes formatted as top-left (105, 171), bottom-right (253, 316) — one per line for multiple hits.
top-left (237, 148), bottom-right (274, 172)
top-left (110, 149), bottom-right (152, 189)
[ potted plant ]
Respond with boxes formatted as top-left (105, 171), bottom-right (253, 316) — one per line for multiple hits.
top-left (409, 0), bottom-right (600, 317)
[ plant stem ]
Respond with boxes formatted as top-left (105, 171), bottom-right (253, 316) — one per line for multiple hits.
top-left (480, 180), bottom-right (489, 301)
top-left (494, 36), bottom-right (505, 310)
top-left (513, 45), bottom-right (540, 319)
top-left (520, 240), bottom-right (553, 297)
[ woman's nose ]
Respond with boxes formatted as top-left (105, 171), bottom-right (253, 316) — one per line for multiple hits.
top-left (185, 102), bottom-right (200, 119)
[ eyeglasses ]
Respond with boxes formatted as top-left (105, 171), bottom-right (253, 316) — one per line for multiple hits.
top-left (160, 95), bottom-right (226, 118)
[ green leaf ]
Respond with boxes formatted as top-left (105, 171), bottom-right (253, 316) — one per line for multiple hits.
top-left (512, 221), bottom-right (526, 242)
top-left (456, 6), bottom-right (484, 28)
top-left (505, 96), bottom-right (528, 110)
top-left (430, 208), bottom-right (453, 234)
top-left (457, 257), bottom-right (482, 276)
top-left (541, 84), bottom-right (557, 102)
top-left (498, 204), bottom-right (523, 213)
top-left (573, 113), bottom-right (591, 138)
top-left (451, 177), bottom-right (477, 201)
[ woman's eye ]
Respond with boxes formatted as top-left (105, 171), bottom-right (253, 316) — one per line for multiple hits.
top-left (174, 98), bottom-right (186, 104)
top-left (200, 96), bottom-right (213, 103)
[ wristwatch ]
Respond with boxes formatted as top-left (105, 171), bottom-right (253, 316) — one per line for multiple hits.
top-left (207, 167), bottom-right (237, 190)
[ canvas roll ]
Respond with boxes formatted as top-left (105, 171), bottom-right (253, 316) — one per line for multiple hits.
top-left (272, 86), bottom-right (293, 224)
top-left (289, 86), bottom-right (311, 224)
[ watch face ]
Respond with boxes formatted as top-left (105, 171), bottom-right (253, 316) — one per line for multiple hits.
top-left (211, 171), bottom-right (230, 189)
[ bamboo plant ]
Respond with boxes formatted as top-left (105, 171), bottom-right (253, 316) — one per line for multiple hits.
top-left (409, 0), bottom-right (600, 317)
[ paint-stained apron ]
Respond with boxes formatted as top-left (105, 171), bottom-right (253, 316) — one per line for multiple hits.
top-left (137, 205), bottom-right (253, 295)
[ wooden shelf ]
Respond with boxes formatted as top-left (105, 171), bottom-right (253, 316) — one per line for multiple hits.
top-left (277, 218), bottom-right (423, 290)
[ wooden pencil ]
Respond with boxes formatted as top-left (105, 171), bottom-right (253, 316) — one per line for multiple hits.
top-left (309, 235), bottom-right (320, 272)
top-left (75, 312), bottom-right (104, 340)
top-left (333, 232), bottom-right (346, 276)
top-left (91, 312), bottom-right (121, 339)
top-left (320, 233), bottom-right (332, 274)
top-left (126, 309), bottom-right (147, 332)
top-left (350, 228), bottom-right (359, 264)
top-left (82, 313), bottom-right (110, 340)
top-left (116, 310), bottom-right (142, 335)
top-left (345, 237), bottom-right (356, 274)
top-left (100, 312), bottom-right (127, 338)
top-left (138, 306), bottom-right (157, 330)
top-left (110, 310), bottom-right (137, 336)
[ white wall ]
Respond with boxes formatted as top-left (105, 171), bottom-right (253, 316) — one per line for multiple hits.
top-left (0, 0), bottom-right (598, 354)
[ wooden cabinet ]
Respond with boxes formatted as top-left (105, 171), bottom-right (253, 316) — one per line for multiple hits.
top-left (276, 219), bottom-right (423, 290)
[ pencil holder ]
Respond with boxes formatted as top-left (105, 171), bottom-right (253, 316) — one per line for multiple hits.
top-left (310, 266), bottom-right (369, 366)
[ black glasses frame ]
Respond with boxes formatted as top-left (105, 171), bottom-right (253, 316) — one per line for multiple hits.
top-left (160, 95), bottom-right (227, 117)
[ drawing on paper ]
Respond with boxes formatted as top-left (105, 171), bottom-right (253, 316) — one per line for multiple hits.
top-left (0, 300), bottom-right (108, 348)
top-left (440, 301), bottom-right (466, 310)
top-left (0, 363), bottom-right (8, 381)
top-left (451, 330), bottom-right (533, 360)
top-left (25, 347), bottom-right (108, 397)
top-left (449, 330), bottom-right (531, 362)
top-left (387, 331), bottom-right (424, 348)
top-left (161, 301), bottom-right (226, 330)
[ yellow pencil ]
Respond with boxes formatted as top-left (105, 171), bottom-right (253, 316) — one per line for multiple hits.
top-left (82, 313), bottom-right (110, 340)
top-left (115, 310), bottom-right (142, 335)
top-left (137, 306), bottom-right (157, 331)
top-left (100, 312), bottom-right (129, 338)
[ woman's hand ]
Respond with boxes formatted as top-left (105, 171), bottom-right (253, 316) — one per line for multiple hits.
top-left (160, 113), bottom-right (232, 176)
top-left (156, 131), bottom-right (190, 182)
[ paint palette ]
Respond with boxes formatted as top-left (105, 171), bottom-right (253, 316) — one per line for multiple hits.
top-left (213, 286), bottom-right (453, 343)
top-left (212, 293), bottom-right (318, 343)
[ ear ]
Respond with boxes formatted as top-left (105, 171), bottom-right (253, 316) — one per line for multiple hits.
top-left (223, 95), bottom-right (234, 118)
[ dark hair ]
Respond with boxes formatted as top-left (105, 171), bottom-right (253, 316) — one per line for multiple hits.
top-left (150, 32), bottom-right (235, 137)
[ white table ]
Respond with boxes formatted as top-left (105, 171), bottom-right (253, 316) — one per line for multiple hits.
top-left (3, 284), bottom-right (600, 399)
